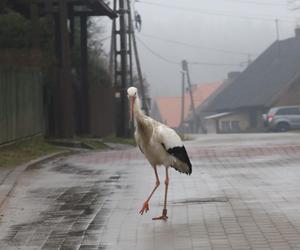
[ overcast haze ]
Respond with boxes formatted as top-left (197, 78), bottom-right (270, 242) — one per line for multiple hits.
top-left (102, 0), bottom-right (300, 97)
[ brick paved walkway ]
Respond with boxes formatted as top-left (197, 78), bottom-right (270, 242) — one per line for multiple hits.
top-left (1, 133), bottom-right (300, 249)
top-left (0, 167), bottom-right (17, 207)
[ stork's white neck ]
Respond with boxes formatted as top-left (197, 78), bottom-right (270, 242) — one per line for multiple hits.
top-left (133, 96), bottom-right (144, 121)
top-left (133, 95), bottom-right (152, 141)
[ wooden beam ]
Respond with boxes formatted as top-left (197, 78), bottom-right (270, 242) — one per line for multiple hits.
top-left (44, 0), bottom-right (53, 13)
top-left (34, 0), bottom-right (117, 18)
top-left (80, 15), bottom-right (90, 134)
top-left (59, 0), bottom-right (74, 137)
top-left (41, 6), bottom-right (116, 17)
top-left (30, 3), bottom-right (40, 48)
top-left (69, 5), bottom-right (75, 47)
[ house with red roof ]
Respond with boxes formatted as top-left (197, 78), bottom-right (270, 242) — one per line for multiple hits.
top-left (151, 82), bottom-right (222, 132)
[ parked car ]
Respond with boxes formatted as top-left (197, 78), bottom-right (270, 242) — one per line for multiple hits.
top-left (263, 106), bottom-right (300, 132)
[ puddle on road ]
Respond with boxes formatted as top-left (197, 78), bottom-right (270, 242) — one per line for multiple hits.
top-left (52, 163), bottom-right (103, 176)
top-left (172, 197), bottom-right (228, 205)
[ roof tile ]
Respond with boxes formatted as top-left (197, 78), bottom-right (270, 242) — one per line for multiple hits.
top-left (153, 82), bottom-right (221, 128)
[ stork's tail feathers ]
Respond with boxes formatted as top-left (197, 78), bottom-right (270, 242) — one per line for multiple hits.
top-left (167, 146), bottom-right (192, 175)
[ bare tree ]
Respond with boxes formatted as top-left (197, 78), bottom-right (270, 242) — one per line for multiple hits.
top-left (287, 0), bottom-right (300, 26)
top-left (288, 0), bottom-right (300, 10)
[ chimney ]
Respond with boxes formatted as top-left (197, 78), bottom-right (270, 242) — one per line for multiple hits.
top-left (295, 27), bottom-right (300, 39)
top-left (227, 71), bottom-right (240, 80)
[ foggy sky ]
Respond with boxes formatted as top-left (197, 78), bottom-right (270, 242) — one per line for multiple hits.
top-left (102, 0), bottom-right (299, 97)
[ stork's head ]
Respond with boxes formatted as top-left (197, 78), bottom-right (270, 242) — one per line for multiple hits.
top-left (127, 87), bottom-right (138, 121)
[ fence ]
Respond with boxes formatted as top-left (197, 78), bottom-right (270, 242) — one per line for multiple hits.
top-left (0, 68), bottom-right (43, 144)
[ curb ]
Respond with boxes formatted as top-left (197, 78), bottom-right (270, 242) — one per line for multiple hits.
top-left (0, 150), bottom-right (72, 210)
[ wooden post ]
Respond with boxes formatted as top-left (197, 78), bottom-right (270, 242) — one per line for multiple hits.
top-left (44, 0), bottom-right (55, 137)
top-left (30, 3), bottom-right (40, 49)
top-left (59, 0), bottom-right (74, 137)
top-left (80, 15), bottom-right (90, 134)
top-left (69, 6), bottom-right (75, 48)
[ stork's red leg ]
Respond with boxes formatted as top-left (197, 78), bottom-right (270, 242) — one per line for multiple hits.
top-left (139, 165), bottom-right (160, 215)
top-left (153, 167), bottom-right (169, 220)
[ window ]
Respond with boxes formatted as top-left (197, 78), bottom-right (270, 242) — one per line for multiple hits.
top-left (276, 107), bottom-right (300, 115)
top-left (221, 121), bottom-right (230, 132)
top-left (231, 121), bottom-right (240, 131)
top-left (268, 108), bottom-right (277, 116)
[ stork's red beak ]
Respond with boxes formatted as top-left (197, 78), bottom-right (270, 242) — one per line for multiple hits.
top-left (129, 96), bottom-right (135, 122)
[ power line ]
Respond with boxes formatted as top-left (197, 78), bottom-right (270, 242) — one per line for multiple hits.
top-left (138, 32), bottom-right (255, 56)
top-left (225, 0), bottom-right (286, 7)
top-left (146, 0), bottom-right (287, 7)
top-left (136, 36), bottom-right (180, 65)
top-left (137, 1), bottom-right (294, 23)
top-left (189, 61), bottom-right (241, 66)
top-left (136, 36), bottom-right (242, 67)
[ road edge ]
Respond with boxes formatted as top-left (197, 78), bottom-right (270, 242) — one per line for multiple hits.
top-left (0, 150), bottom-right (72, 211)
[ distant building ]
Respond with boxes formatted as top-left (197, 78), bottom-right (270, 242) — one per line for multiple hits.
top-left (200, 29), bottom-right (300, 133)
top-left (151, 82), bottom-right (221, 132)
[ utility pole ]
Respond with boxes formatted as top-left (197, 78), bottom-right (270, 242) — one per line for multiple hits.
top-left (127, 0), bottom-right (134, 88)
top-left (110, 0), bottom-right (149, 136)
top-left (119, 0), bottom-right (128, 137)
top-left (180, 70), bottom-right (185, 132)
top-left (182, 60), bottom-right (197, 132)
top-left (181, 60), bottom-right (206, 133)
top-left (275, 19), bottom-right (280, 41)
top-left (111, 0), bottom-right (132, 137)
top-left (127, 0), bottom-right (149, 115)
top-left (109, 0), bottom-right (116, 82)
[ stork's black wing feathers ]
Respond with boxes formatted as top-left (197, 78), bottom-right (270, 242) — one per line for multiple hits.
top-left (161, 143), bottom-right (192, 175)
top-left (167, 146), bottom-right (192, 174)
top-left (138, 144), bottom-right (144, 154)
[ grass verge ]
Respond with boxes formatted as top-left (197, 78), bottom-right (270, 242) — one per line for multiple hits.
top-left (0, 136), bottom-right (63, 168)
top-left (103, 134), bottom-right (136, 146)
top-left (0, 134), bottom-right (136, 169)
top-left (78, 138), bottom-right (109, 150)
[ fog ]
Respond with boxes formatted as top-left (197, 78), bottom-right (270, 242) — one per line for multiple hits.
top-left (102, 0), bottom-right (299, 97)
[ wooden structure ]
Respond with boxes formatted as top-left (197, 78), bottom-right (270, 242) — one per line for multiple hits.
top-left (9, 0), bottom-right (117, 137)
top-left (0, 68), bottom-right (44, 144)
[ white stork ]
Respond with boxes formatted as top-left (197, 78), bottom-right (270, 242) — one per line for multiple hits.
top-left (127, 86), bottom-right (192, 220)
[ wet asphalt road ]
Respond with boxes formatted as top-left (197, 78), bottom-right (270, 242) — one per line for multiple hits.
top-left (1, 133), bottom-right (300, 249)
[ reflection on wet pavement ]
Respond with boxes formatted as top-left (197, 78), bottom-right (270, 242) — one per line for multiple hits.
top-left (2, 134), bottom-right (300, 249)
top-left (0, 154), bottom-right (130, 249)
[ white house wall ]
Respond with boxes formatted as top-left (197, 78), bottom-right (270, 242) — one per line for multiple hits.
top-left (218, 113), bottom-right (250, 133)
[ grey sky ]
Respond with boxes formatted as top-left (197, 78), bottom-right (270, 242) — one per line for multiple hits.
top-left (102, 0), bottom-right (299, 97)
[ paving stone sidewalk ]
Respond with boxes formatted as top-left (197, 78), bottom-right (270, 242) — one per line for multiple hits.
top-left (0, 152), bottom-right (68, 210)
top-left (1, 133), bottom-right (300, 249)
top-left (0, 168), bottom-right (14, 186)
top-left (0, 167), bottom-right (16, 206)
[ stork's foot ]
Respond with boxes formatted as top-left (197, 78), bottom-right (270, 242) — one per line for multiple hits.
top-left (152, 209), bottom-right (168, 221)
top-left (139, 201), bottom-right (149, 215)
